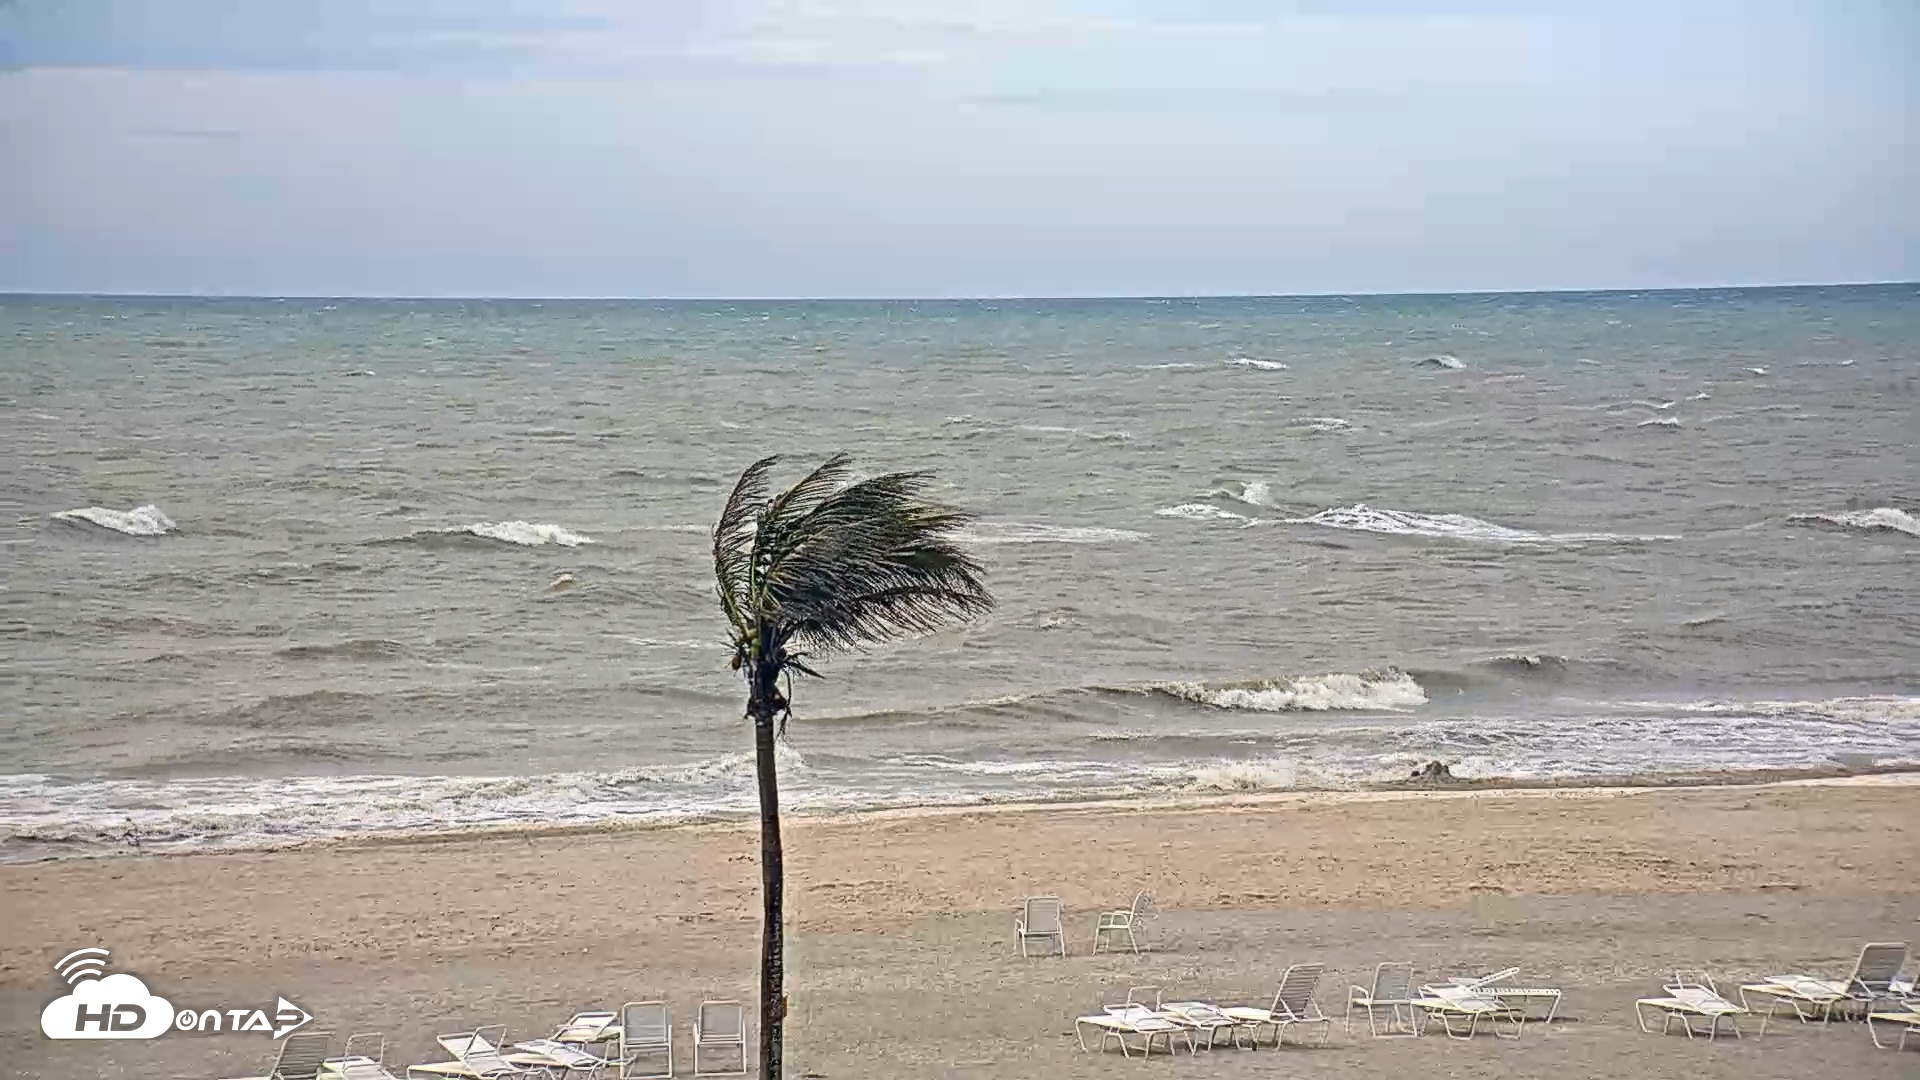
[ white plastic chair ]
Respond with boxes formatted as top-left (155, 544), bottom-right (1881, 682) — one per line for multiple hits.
top-left (1093, 892), bottom-right (1152, 954)
top-left (1635, 970), bottom-right (1750, 1040)
top-left (1347, 962), bottom-right (1419, 1038)
top-left (1016, 896), bottom-right (1067, 957)
top-left (410, 1027), bottom-right (557, 1078)
top-left (618, 1001), bottom-right (673, 1079)
top-left (327, 1033), bottom-right (404, 1080)
top-left (220, 1029), bottom-right (334, 1080)
top-left (1225, 963), bottom-right (1333, 1047)
top-left (692, 1000), bottom-right (747, 1076)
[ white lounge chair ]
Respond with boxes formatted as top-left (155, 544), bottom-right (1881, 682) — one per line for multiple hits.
top-left (408, 1027), bottom-right (556, 1078)
top-left (1635, 971), bottom-right (1750, 1040)
top-left (549, 1012), bottom-right (619, 1047)
top-left (616, 1001), bottom-right (673, 1079)
top-left (1868, 1006), bottom-right (1920, 1050)
top-left (1742, 942), bottom-right (1909, 1031)
top-left (224, 1030), bottom-right (335, 1080)
top-left (1412, 984), bottom-right (1524, 1040)
top-left (508, 1040), bottom-right (606, 1074)
top-left (1016, 896), bottom-right (1067, 957)
top-left (1224, 963), bottom-right (1333, 1047)
top-left (1093, 892), bottom-right (1153, 954)
top-left (1159, 1001), bottom-right (1248, 1049)
top-left (1347, 962), bottom-right (1419, 1038)
top-left (1448, 967), bottom-right (1564, 1023)
top-left (692, 1000), bottom-right (747, 1077)
top-left (1075, 1006), bottom-right (1191, 1058)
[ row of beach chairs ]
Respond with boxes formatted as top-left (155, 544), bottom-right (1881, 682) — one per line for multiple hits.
top-left (1076, 942), bottom-right (1920, 1059)
top-left (223, 1001), bottom-right (748, 1079)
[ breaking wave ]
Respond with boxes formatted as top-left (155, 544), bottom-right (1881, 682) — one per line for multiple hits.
top-left (1156, 504), bottom-right (1257, 525)
top-left (1148, 670), bottom-right (1428, 712)
top-left (1228, 357), bottom-right (1288, 370)
top-left (52, 504), bottom-right (176, 537)
top-left (1413, 354), bottom-right (1465, 370)
top-left (1281, 504), bottom-right (1678, 547)
top-left (1787, 508), bottom-right (1918, 537)
top-left (1637, 416), bottom-right (1682, 428)
top-left (381, 522), bottom-right (596, 548)
top-left (955, 522), bottom-right (1148, 545)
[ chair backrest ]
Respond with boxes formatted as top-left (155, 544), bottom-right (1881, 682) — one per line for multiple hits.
top-left (1668, 970), bottom-right (1716, 994)
top-left (1273, 963), bottom-right (1326, 1019)
top-left (1122, 986), bottom-right (1161, 1010)
top-left (1371, 962), bottom-right (1414, 1003)
top-left (443, 1027), bottom-right (513, 1071)
top-left (1851, 942), bottom-right (1909, 992)
top-left (621, 1001), bottom-right (671, 1051)
top-left (1023, 897), bottom-right (1063, 934)
top-left (342, 1033), bottom-right (386, 1065)
top-left (270, 1030), bottom-right (334, 1080)
top-left (1130, 892), bottom-right (1153, 919)
top-left (697, 1001), bottom-right (745, 1043)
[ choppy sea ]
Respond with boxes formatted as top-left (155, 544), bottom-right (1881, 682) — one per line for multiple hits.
top-left (4, 287), bottom-right (1917, 859)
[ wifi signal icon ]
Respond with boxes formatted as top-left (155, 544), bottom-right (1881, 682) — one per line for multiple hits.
top-left (54, 948), bottom-right (110, 985)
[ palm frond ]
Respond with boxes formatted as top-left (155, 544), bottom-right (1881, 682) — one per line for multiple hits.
top-left (713, 455), bottom-right (779, 640)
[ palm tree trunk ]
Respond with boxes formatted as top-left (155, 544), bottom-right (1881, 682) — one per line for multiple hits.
top-left (751, 695), bottom-right (785, 1078)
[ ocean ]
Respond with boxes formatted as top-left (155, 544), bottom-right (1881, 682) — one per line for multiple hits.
top-left (4, 286), bottom-right (1917, 860)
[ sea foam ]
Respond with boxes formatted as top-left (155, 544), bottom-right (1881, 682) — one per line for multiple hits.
top-left (463, 521), bottom-right (595, 547)
top-left (1227, 357), bottom-right (1288, 370)
top-left (1787, 508), bottom-right (1918, 537)
top-left (1283, 503), bottom-right (1676, 547)
top-left (52, 504), bottom-right (176, 536)
top-left (955, 522), bottom-right (1148, 545)
top-left (1151, 670), bottom-right (1428, 712)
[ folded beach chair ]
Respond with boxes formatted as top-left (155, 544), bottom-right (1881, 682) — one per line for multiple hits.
top-left (1224, 962), bottom-right (1334, 1047)
top-left (692, 1000), bottom-right (747, 1077)
top-left (507, 1040), bottom-right (606, 1075)
top-left (1075, 1005), bottom-right (1192, 1058)
top-left (1347, 962), bottom-right (1419, 1038)
top-left (1412, 984), bottom-right (1524, 1040)
top-left (615, 1001), bottom-right (672, 1079)
top-left (1741, 942), bottom-right (1909, 1031)
top-left (1867, 1005), bottom-right (1920, 1050)
top-left (1015, 896), bottom-right (1067, 957)
top-left (1093, 891), bottom-right (1153, 955)
top-left (1635, 970), bottom-right (1750, 1040)
top-left (221, 1029), bottom-right (335, 1080)
top-left (407, 1027), bottom-right (557, 1079)
top-left (1447, 967), bottom-right (1564, 1023)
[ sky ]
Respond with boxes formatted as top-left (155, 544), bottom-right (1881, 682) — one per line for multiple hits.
top-left (1, 1), bottom-right (1916, 298)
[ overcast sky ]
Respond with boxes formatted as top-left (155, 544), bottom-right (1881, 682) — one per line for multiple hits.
top-left (2, 1), bottom-right (1915, 297)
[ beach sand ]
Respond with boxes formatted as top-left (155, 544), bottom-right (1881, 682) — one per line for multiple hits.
top-left (4, 779), bottom-right (1917, 1078)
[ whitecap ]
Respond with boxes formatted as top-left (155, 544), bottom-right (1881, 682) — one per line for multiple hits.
top-left (1412, 354), bottom-right (1465, 370)
top-left (1138, 361), bottom-right (1201, 371)
top-left (1227, 357), bottom-right (1287, 370)
top-left (955, 522), bottom-right (1148, 545)
top-left (1689, 391), bottom-right (1711, 401)
top-left (1153, 670), bottom-right (1428, 712)
top-left (1156, 504), bottom-right (1256, 525)
top-left (1283, 503), bottom-right (1676, 546)
top-left (1636, 416), bottom-right (1682, 428)
top-left (52, 504), bottom-right (176, 537)
top-left (1295, 416), bottom-right (1352, 433)
top-left (1634, 400), bottom-right (1677, 410)
top-left (464, 521), bottom-right (595, 547)
top-left (1204, 480), bottom-right (1277, 508)
top-left (1746, 366), bottom-right (1768, 375)
top-left (1787, 508), bottom-right (1918, 537)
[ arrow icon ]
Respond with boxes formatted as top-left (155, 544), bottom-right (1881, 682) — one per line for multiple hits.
top-left (272, 997), bottom-right (311, 1040)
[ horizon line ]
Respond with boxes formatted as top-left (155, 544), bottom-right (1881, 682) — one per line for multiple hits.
top-left (3, 279), bottom-right (1916, 303)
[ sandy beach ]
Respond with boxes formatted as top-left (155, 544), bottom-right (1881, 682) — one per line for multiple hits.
top-left (5, 778), bottom-right (1917, 1078)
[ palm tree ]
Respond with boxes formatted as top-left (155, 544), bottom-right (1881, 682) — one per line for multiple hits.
top-left (712, 452), bottom-right (994, 1078)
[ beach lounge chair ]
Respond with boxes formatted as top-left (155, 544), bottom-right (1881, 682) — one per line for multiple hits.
top-left (1158, 1001), bottom-right (1252, 1049)
top-left (223, 1030), bottom-right (336, 1080)
top-left (1867, 1006), bottom-right (1920, 1050)
top-left (1412, 984), bottom-right (1524, 1040)
top-left (324, 1034), bottom-right (407, 1079)
top-left (1093, 891), bottom-right (1152, 955)
top-left (549, 1012), bottom-right (619, 1047)
top-left (407, 1027), bottom-right (557, 1078)
top-left (1223, 963), bottom-right (1334, 1047)
top-left (615, 1002), bottom-right (673, 1079)
top-left (1447, 967), bottom-right (1564, 1023)
top-left (1015, 896), bottom-right (1067, 957)
top-left (1741, 942), bottom-right (1909, 1030)
top-left (692, 1000), bottom-right (747, 1077)
top-left (507, 1041), bottom-right (606, 1074)
top-left (1075, 1005), bottom-right (1191, 1058)
top-left (1347, 962), bottom-right (1419, 1038)
top-left (1635, 971), bottom-right (1750, 1040)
